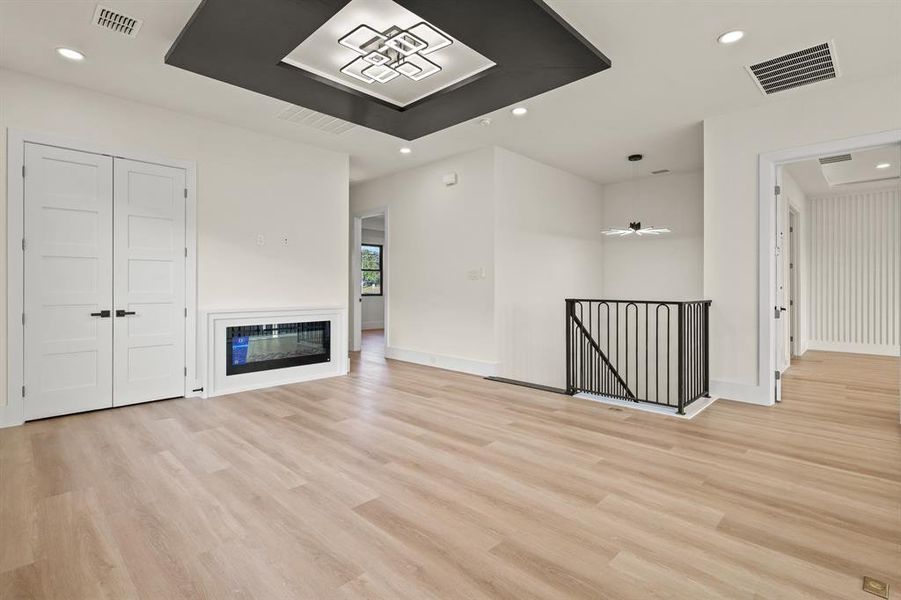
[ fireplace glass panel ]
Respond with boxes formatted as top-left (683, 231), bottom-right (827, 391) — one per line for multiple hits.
top-left (226, 321), bottom-right (331, 376)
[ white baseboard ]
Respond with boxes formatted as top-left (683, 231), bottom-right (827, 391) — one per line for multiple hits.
top-left (574, 393), bottom-right (717, 420)
top-left (385, 346), bottom-right (499, 377)
top-left (362, 321), bottom-right (384, 330)
top-left (709, 380), bottom-right (773, 406)
top-left (806, 341), bottom-right (899, 357)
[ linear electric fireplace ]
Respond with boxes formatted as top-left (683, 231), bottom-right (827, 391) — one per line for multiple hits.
top-left (226, 321), bottom-right (331, 376)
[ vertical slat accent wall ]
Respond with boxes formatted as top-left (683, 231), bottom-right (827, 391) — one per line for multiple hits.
top-left (809, 187), bottom-right (900, 354)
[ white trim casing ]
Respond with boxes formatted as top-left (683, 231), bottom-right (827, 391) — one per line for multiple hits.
top-left (385, 345), bottom-right (498, 377)
top-left (4, 128), bottom-right (199, 428)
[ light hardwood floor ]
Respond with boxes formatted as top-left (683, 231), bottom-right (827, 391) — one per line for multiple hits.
top-left (1, 338), bottom-right (899, 599)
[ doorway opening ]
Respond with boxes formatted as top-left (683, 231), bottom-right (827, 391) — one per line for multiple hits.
top-left (351, 210), bottom-right (388, 363)
top-left (771, 141), bottom-right (900, 406)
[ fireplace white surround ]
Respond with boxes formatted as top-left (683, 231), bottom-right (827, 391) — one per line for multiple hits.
top-left (203, 307), bottom-right (348, 398)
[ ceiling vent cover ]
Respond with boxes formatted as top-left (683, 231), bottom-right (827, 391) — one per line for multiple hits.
top-left (747, 41), bottom-right (839, 95)
top-left (92, 5), bottom-right (143, 38)
top-left (277, 105), bottom-right (356, 135)
top-left (819, 154), bottom-right (852, 165)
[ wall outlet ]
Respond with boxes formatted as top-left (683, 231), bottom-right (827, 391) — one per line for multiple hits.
top-left (467, 269), bottom-right (480, 280)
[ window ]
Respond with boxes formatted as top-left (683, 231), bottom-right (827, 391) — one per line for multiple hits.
top-left (361, 244), bottom-right (383, 296)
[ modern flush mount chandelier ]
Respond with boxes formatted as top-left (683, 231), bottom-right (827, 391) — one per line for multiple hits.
top-left (338, 22), bottom-right (450, 85)
top-left (165, 0), bottom-right (612, 139)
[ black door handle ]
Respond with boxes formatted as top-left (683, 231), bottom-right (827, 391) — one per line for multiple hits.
top-left (116, 310), bottom-right (137, 317)
top-left (90, 310), bottom-right (111, 318)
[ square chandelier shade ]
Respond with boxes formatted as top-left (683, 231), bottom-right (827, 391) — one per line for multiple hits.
top-left (282, 0), bottom-right (496, 108)
top-left (165, 0), bottom-right (612, 139)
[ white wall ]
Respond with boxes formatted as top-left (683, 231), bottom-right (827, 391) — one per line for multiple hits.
top-left (350, 148), bottom-right (497, 373)
top-left (0, 69), bottom-right (349, 410)
top-left (808, 187), bottom-right (900, 355)
top-left (361, 226), bottom-right (385, 330)
top-left (704, 73), bottom-right (901, 403)
top-left (601, 170), bottom-right (703, 300)
top-left (494, 147), bottom-right (604, 388)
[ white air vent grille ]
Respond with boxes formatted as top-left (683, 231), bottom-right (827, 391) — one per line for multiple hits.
top-left (819, 154), bottom-right (852, 165)
top-left (92, 5), bottom-right (143, 37)
top-left (277, 105), bottom-right (356, 135)
top-left (747, 42), bottom-right (838, 95)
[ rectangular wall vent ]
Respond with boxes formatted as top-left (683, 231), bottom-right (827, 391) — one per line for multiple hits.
top-left (651, 169), bottom-right (670, 175)
top-left (277, 105), bottom-right (356, 135)
top-left (92, 5), bottom-right (143, 37)
top-left (819, 154), bottom-right (852, 165)
top-left (747, 41), bottom-right (839, 95)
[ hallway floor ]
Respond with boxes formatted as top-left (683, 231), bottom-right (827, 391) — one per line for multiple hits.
top-left (0, 349), bottom-right (898, 599)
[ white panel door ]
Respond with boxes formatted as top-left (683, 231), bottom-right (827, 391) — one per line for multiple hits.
top-left (113, 158), bottom-right (186, 406)
top-left (24, 143), bottom-right (114, 420)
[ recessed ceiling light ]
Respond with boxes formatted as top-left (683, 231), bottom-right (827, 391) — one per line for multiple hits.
top-left (716, 30), bottom-right (744, 45)
top-left (511, 107), bottom-right (528, 117)
top-left (399, 147), bottom-right (412, 154)
top-left (56, 47), bottom-right (85, 61)
top-left (876, 162), bottom-right (891, 169)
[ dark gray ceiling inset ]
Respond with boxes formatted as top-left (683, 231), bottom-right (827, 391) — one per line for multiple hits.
top-left (165, 0), bottom-right (612, 140)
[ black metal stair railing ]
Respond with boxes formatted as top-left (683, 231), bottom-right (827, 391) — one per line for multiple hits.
top-left (565, 299), bottom-right (711, 415)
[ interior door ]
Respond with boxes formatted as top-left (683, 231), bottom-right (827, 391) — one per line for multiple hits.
top-left (24, 143), bottom-right (114, 420)
top-left (113, 158), bottom-right (186, 406)
top-left (774, 170), bottom-right (787, 401)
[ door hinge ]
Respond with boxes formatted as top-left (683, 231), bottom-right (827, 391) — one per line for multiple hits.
top-left (790, 262), bottom-right (794, 269)
top-left (790, 336), bottom-right (794, 342)
top-left (22, 165), bottom-right (26, 178)
top-left (775, 370), bottom-right (781, 381)
top-left (184, 367), bottom-right (187, 376)
top-left (22, 385), bottom-right (26, 397)
top-left (184, 247), bottom-right (188, 258)
top-left (184, 307), bottom-right (188, 317)
top-left (22, 312), bottom-right (25, 325)
top-left (184, 188), bottom-right (188, 199)
top-left (21, 238), bottom-right (26, 251)
top-left (774, 185), bottom-right (781, 195)
top-left (789, 226), bottom-right (794, 233)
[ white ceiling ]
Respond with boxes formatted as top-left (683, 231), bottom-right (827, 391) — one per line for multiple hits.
top-left (1, 1), bottom-right (899, 185)
top-left (785, 145), bottom-right (901, 196)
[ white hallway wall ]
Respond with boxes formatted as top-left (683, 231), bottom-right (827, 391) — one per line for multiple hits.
top-left (350, 146), bottom-right (608, 385)
top-left (361, 226), bottom-right (385, 330)
top-left (704, 73), bottom-right (901, 404)
top-left (0, 68), bottom-right (349, 412)
top-left (494, 147), bottom-right (604, 388)
top-left (601, 170), bottom-right (704, 300)
top-left (808, 186), bottom-right (900, 355)
top-left (350, 148), bottom-right (498, 373)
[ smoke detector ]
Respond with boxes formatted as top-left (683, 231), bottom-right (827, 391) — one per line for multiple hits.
top-left (747, 41), bottom-right (839, 95)
top-left (92, 5), bottom-right (143, 38)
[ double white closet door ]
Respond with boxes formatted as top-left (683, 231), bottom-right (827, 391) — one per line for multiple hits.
top-left (24, 143), bottom-right (187, 420)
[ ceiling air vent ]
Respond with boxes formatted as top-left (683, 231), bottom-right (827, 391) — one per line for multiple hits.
top-left (92, 5), bottom-right (143, 38)
top-left (819, 154), bottom-right (852, 165)
top-left (277, 105), bottom-right (356, 135)
top-left (747, 41), bottom-right (839, 95)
